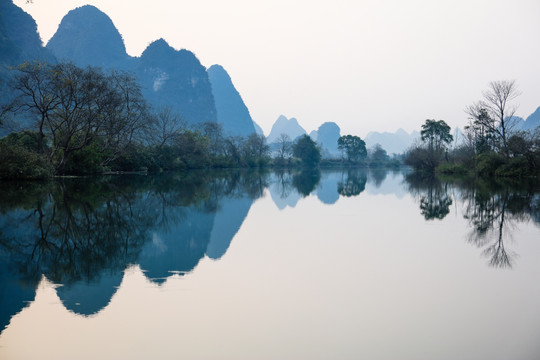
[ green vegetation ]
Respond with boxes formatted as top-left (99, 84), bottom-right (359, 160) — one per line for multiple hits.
top-left (405, 81), bottom-right (539, 180)
top-left (404, 119), bottom-right (453, 172)
top-left (292, 135), bottom-right (321, 167)
top-left (0, 61), bottom-right (403, 179)
top-left (7, 62), bottom-right (534, 182)
top-left (0, 61), bottom-right (275, 178)
top-left (337, 135), bottom-right (367, 163)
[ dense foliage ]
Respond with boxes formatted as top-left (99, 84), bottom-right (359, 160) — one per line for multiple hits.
top-left (337, 135), bottom-right (367, 162)
top-left (0, 62), bottom-right (273, 178)
top-left (292, 135), bottom-right (321, 167)
top-left (405, 82), bottom-right (539, 179)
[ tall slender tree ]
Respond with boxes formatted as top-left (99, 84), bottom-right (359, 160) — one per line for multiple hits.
top-left (420, 119), bottom-right (453, 152)
top-left (465, 80), bottom-right (521, 158)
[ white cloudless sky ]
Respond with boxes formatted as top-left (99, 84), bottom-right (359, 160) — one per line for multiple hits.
top-left (13, 0), bottom-right (540, 137)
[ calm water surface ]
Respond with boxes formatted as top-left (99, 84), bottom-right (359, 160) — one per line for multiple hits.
top-left (0, 169), bottom-right (539, 360)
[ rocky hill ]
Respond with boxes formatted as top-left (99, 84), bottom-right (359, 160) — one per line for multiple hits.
top-left (46, 5), bottom-right (131, 69)
top-left (311, 122), bottom-right (341, 158)
top-left (208, 64), bottom-right (256, 137)
top-left (45, 5), bottom-right (217, 126)
top-left (267, 115), bottom-right (307, 144)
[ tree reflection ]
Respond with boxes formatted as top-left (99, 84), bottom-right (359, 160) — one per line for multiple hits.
top-left (0, 170), bottom-right (264, 320)
top-left (461, 183), bottom-right (538, 268)
top-left (368, 167), bottom-right (388, 188)
top-left (274, 170), bottom-right (295, 199)
top-left (405, 174), bottom-right (453, 220)
top-left (292, 168), bottom-right (321, 197)
top-left (406, 172), bottom-right (540, 269)
top-left (337, 169), bottom-right (367, 197)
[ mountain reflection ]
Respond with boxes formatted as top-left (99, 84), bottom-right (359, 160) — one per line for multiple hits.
top-left (268, 168), bottom-right (369, 209)
top-left (405, 174), bottom-right (540, 268)
top-left (0, 170), bottom-right (263, 324)
top-left (0, 169), bottom-right (538, 332)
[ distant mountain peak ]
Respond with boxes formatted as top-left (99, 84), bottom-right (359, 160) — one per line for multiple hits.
top-left (312, 122), bottom-right (341, 158)
top-left (0, 0), bottom-right (55, 65)
top-left (143, 38), bottom-right (174, 53)
top-left (267, 115), bottom-right (307, 143)
top-left (46, 4), bottom-right (128, 67)
top-left (208, 64), bottom-right (256, 137)
top-left (365, 129), bottom-right (418, 155)
top-left (523, 106), bottom-right (540, 131)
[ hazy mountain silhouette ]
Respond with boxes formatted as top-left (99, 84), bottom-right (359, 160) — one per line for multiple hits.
top-left (207, 64), bottom-right (256, 137)
top-left (253, 121), bottom-right (265, 136)
top-left (0, 0), bottom-right (55, 67)
top-left (267, 115), bottom-right (307, 144)
top-left (365, 128), bottom-right (419, 155)
top-left (312, 122), bottom-right (341, 158)
top-left (492, 108), bottom-right (539, 133)
top-left (137, 38), bottom-right (217, 126)
top-left (46, 5), bottom-right (131, 69)
top-left (522, 107), bottom-right (540, 131)
top-left (45, 6), bottom-right (217, 126)
top-left (0, 0), bottom-right (55, 125)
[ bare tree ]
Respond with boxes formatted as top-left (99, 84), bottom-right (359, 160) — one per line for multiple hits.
top-left (276, 133), bottom-right (292, 159)
top-left (98, 70), bottom-right (150, 165)
top-left (199, 122), bottom-right (224, 156)
top-left (6, 62), bottom-right (151, 173)
top-left (465, 80), bottom-right (521, 158)
top-left (7, 62), bottom-right (60, 153)
top-left (149, 105), bottom-right (186, 148)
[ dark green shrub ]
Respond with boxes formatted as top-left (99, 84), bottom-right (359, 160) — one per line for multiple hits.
top-left (63, 142), bottom-right (106, 175)
top-left (476, 153), bottom-right (506, 177)
top-left (0, 143), bottom-right (54, 179)
top-left (495, 157), bottom-right (530, 178)
top-left (436, 163), bottom-right (469, 176)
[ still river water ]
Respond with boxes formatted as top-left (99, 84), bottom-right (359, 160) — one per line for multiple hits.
top-left (0, 168), bottom-right (539, 360)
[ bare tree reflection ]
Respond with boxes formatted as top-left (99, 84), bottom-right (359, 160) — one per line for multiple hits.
top-left (274, 169), bottom-right (295, 199)
top-left (461, 186), bottom-right (531, 269)
top-left (405, 173), bottom-right (540, 269)
top-left (0, 170), bottom-right (267, 319)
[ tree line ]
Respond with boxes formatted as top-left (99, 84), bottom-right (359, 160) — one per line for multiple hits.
top-left (0, 61), bottom-right (397, 179)
top-left (404, 80), bottom-right (540, 179)
top-left (0, 61), bottom-right (272, 178)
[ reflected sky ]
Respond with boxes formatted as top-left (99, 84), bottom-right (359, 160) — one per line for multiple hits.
top-left (0, 169), bottom-right (539, 360)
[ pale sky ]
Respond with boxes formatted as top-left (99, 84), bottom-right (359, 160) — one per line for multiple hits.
top-left (13, 0), bottom-right (540, 137)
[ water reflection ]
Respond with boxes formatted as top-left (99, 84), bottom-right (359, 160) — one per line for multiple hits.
top-left (268, 170), bottom-right (301, 209)
top-left (0, 170), bottom-right (264, 324)
top-left (461, 182), bottom-right (540, 268)
top-left (293, 169), bottom-right (321, 197)
top-left (405, 174), bottom-right (453, 220)
top-left (405, 174), bottom-right (540, 268)
top-left (337, 169), bottom-right (367, 197)
top-left (0, 168), bottom-right (539, 334)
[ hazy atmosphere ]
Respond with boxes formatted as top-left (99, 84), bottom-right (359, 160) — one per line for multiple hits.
top-left (12, 0), bottom-right (540, 136)
top-left (2, 1), bottom-right (540, 357)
